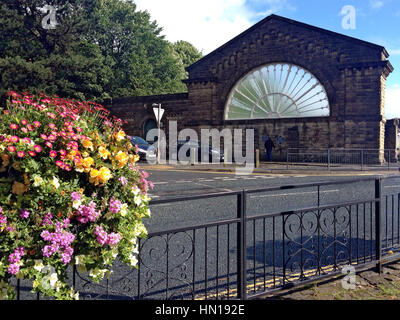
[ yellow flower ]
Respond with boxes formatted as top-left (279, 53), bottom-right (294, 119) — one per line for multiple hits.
top-left (115, 130), bottom-right (126, 141)
top-left (98, 146), bottom-right (110, 160)
top-left (90, 168), bottom-right (99, 178)
top-left (89, 167), bottom-right (111, 185)
top-left (33, 175), bottom-right (44, 187)
top-left (75, 157), bottom-right (94, 173)
top-left (98, 167), bottom-right (112, 183)
top-left (115, 151), bottom-right (128, 168)
top-left (84, 157), bottom-right (94, 167)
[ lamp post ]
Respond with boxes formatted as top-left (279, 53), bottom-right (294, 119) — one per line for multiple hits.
top-left (152, 103), bottom-right (163, 164)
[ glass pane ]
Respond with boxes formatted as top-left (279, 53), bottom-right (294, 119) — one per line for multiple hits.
top-left (225, 63), bottom-right (330, 120)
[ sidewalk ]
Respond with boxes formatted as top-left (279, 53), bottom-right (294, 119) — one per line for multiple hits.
top-left (265, 261), bottom-right (400, 300)
top-left (139, 161), bottom-right (400, 176)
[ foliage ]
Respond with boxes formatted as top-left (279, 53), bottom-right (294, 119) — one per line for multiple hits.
top-left (172, 40), bottom-right (203, 69)
top-left (0, 91), bottom-right (152, 300)
top-left (0, 0), bottom-right (202, 100)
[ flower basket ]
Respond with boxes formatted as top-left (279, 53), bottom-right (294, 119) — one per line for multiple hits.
top-left (0, 92), bottom-right (152, 300)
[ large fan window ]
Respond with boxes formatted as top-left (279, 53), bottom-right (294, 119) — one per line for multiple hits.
top-left (224, 63), bottom-right (330, 120)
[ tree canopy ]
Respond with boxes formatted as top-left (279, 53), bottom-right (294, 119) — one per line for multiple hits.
top-left (0, 0), bottom-right (202, 101)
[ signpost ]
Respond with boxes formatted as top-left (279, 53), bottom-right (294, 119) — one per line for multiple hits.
top-left (152, 103), bottom-right (164, 164)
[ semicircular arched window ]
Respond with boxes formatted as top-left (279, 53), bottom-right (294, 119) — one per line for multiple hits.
top-left (224, 63), bottom-right (330, 120)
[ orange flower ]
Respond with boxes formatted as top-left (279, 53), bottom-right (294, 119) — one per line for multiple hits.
top-left (82, 139), bottom-right (94, 150)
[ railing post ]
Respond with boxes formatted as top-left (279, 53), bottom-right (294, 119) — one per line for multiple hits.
top-left (327, 149), bottom-right (331, 171)
top-left (360, 150), bottom-right (364, 171)
top-left (237, 190), bottom-right (247, 299)
top-left (375, 178), bottom-right (383, 274)
top-left (286, 149), bottom-right (289, 170)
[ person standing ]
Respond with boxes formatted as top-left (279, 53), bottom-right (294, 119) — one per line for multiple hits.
top-left (265, 137), bottom-right (275, 161)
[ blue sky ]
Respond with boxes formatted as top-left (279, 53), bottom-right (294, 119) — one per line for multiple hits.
top-left (134, 0), bottom-right (400, 118)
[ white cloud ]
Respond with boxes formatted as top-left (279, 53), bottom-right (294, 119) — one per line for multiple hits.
top-left (389, 48), bottom-right (400, 56)
top-left (370, 0), bottom-right (384, 9)
top-left (134, 0), bottom-right (294, 54)
top-left (134, 0), bottom-right (251, 54)
top-left (386, 85), bottom-right (400, 119)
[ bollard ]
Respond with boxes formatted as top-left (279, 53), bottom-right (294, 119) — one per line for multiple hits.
top-left (255, 149), bottom-right (260, 168)
top-left (224, 148), bottom-right (228, 167)
top-left (190, 147), bottom-right (196, 166)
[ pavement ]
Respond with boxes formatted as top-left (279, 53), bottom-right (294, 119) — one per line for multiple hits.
top-left (265, 260), bottom-right (400, 300)
top-left (138, 161), bottom-right (400, 177)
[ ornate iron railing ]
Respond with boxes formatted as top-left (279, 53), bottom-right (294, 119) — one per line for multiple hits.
top-left (13, 176), bottom-right (400, 300)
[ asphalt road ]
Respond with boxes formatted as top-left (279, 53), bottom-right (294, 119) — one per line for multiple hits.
top-left (115, 170), bottom-right (400, 300)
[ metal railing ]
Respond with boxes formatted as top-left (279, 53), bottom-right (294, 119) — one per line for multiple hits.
top-left (286, 148), bottom-right (399, 171)
top-left (12, 175), bottom-right (400, 300)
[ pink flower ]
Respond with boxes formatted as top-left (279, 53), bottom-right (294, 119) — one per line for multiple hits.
top-left (33, 145), bottom-right (42, 153)
top-left (17, 151), bottom-right (26, 158)
top-left (45, 141), bottom-right (53, 148)
top-left (10, 123), bottom-right (18, 130)
top-left (8, 263), bottom-right (20, 275)
top-left (40, 134), bottom-right (47, 140)
top-left (20, 209), bottom-right (30, 219)
top-left (49, 150), bottom-right (57, 158)
top-left (49, 123), bottom-right (57, 130)
top-left (8, 146), bottom-right (16, 153)
top-left (46, 112), bottom-right (56, 119)
top-left (10, 136), bottom-right (19, 143)
top-left (21, 119), bottom-right (28, 126)
top-left (28, 151), bottom-right (36, 157)
top-left (21, 127), bottom-right (28, 133)
top-left (27, 124), bottom-right (34, 131)
top-left (47, 134), bottom-right (57, 142)
top-left (22, 137), bottom-right (31, 144)
top-left (33, 121), bottom-right (41, 128)
top-left (118, 176), bottom-right (128, 185)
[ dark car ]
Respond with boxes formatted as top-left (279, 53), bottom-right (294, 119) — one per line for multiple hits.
top-left (131, 136), bottom-right (157, 162)
top-left (170, 140), bottom-right (224, 163)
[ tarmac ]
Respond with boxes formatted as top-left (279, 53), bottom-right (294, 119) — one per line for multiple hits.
top-left (138, 160), bottom-right (400, 177)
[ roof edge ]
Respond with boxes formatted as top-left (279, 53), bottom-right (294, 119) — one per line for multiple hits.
top-left (186, 14), bottom-right (389, 72)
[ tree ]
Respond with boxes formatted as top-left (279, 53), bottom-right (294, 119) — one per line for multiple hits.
top-left (0, 0), bottom-right (109, 100)
top-left (172, 40), bottom-right (203, 69)
top-left (0, 0), bottom-right (200, 100)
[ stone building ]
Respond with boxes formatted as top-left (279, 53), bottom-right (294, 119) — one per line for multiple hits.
top-left (105, 14), bottom-right (394, 161)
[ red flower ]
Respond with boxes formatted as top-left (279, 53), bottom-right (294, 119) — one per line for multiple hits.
top-left (28, 151), bottom-right (36, 157)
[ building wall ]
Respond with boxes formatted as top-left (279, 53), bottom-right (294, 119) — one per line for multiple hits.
top-left (105, 15), bottom-right (393, 161)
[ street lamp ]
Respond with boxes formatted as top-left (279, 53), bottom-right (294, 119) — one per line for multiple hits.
top-left (152, 103), bottom-right (164, 164)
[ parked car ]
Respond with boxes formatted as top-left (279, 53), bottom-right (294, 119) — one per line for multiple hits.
top-left (170, 140), bottom-right (224, 163)
top-left (131, 136), bottom-right (157, 162)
